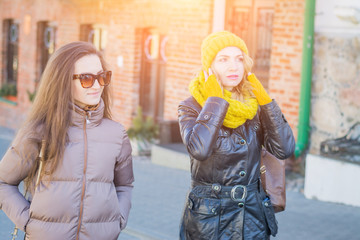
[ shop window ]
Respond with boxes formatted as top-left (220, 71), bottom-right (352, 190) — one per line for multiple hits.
top-left (1, 19), bottom-right (19, 100)
top-left (36, 21), bottom-right (56, 85)
top-left (80, 24), bottom-right (107, 51)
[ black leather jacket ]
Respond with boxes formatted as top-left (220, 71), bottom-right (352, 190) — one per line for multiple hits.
top-left (178, 96), bottom-right (295, 186)
top-left (178, 96), bottom-right (295, 240)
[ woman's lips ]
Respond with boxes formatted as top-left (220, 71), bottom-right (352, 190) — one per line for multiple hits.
top-left (88, 91), bottom-right (100, 96)
top-left (227, 75), bottom-right (239, 80)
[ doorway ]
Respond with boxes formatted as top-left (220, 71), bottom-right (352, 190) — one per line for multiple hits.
top-left (225, 0), bottom-right (275, 89)
top-left (139, 28), bottom-right (167, 122)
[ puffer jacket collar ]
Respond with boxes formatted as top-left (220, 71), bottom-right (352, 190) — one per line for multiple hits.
top-left (70, 98), bottom-right (104, 128)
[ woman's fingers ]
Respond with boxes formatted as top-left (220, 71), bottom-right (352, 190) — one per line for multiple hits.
top-left (203, 70), bottom-right (209, 82)
top-left (204, 68), bottom-right (214, 82)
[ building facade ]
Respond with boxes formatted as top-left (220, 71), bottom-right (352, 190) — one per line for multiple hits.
top-left (2, 0), bottom-right (360, 206)
top-left (304, 0), bottom-right (360, 207)
top-left (0, 0), bottom-right (304, 135)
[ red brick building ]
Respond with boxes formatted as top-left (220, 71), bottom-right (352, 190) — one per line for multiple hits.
top-left (0, 0), bottom-right (304, 139)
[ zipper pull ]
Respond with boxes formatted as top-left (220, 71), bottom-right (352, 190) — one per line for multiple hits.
top-left (86, 112), bottom-right (91, 124)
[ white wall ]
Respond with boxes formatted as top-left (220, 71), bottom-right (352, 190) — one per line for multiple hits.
top-left (315, 0), bottom-right (360, 33)
top-left (306, 0), bottom-right (360, 207)
top-left (304, 154), bottom-right (360, 207)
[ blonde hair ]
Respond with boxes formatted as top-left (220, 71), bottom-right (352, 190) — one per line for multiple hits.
top-left (13, 41), bottom-right (112, 193)
top-left (211, 52), bottom-right (254, 102)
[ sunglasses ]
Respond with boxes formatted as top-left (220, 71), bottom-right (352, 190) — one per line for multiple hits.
top-left (73, 70), bottom-right (112, 88)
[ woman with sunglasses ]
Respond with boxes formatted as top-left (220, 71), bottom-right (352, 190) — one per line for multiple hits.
top-left (178, 31), bottom-right (295, 239)
top-left (0, 41), bottom-right (134, 240)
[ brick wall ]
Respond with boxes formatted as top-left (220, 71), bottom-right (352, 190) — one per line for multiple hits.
top-left (0, 0), bottom-right (79, 129)
top-left (104, 0), bottom-right (213, 125)
top-left (0, 0), bottom-right (214, 130)
top-left (0, 0), bottom-right (304, 138)
top-left (269, 0), bottom-right (305, 139)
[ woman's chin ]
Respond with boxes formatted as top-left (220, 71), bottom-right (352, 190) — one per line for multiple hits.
top-left (84, 98), bottom-right (101, 106)
top-left (223, 82), bottom-right (241, 91)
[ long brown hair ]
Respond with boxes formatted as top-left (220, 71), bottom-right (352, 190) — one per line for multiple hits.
top-left (14, 41), bottom-right (112, 193)
top-left (211, 52), bottom-right (255, 102)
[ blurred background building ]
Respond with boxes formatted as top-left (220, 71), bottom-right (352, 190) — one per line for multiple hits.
top-left (0, 0), bottom-right (359, 206)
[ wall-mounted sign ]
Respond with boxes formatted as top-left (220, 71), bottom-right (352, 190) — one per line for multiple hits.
top-left (160, 36), bottom-right (168, 63)
top-left (88, 29), bottom-right (95, 43)
top-left (117, 55), bottom-right (124, 68)
top-left (144, 34), bottom-right (168, 62)
top-left (44, 26), bottom-right (55, 49)
top-left (144, 35), bottom-right (158, 60)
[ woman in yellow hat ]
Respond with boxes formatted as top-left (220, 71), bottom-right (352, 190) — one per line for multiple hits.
top-left (178, 31), bottom-right (295, 239)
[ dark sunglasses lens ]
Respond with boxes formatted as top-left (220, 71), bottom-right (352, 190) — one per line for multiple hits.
top-left (99, 71), bottom-right (111, 86)
top-left (105, 71), bottom-right (111, 84)
top-left (80, 74), bottom-right (95, 88)
top-left (98, 75), bottom-right (105, 86)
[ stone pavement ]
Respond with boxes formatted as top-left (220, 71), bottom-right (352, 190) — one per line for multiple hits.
top-left (1, 126), bottom-right (360, 240)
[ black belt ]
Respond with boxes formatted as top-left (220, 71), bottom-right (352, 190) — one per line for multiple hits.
top-left (191, 180), bottom-right (260, 202)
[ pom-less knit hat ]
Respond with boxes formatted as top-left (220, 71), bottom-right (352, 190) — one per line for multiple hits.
top-left (201, 31), bottom-right (249, 71)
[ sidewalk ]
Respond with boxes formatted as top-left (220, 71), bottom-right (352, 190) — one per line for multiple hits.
top-left (1, 126), bottom-right (360, 240)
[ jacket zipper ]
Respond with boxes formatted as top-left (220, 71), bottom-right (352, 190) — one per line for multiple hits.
top-left (75, 113), bottom-right (89, 240)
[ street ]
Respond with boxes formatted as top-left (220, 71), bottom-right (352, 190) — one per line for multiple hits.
top-left (1, 127), bottom-right (360, 240)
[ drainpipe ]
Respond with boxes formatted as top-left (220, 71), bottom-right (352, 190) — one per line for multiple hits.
top-left (294, 0), bottom-right (316, 158)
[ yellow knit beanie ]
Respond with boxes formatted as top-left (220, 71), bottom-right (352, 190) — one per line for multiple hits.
top-left (201, 31), bottom-right (248, 71)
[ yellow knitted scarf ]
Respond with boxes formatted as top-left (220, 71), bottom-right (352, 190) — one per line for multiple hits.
top-left (189, 72), bottom-right (258, 129)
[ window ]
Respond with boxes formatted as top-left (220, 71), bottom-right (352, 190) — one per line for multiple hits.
top-left (80, 24), bottom-right (107, 51)
top-left (36, 21), bottom-right (56, 84)
top-left (139, 28), bottom-right (167, 122)
top-left (1, 19), bottom-right (19, 96)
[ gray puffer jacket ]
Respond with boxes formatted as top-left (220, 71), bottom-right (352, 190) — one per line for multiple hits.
top-left (0, 99), bottom-right (134, 240)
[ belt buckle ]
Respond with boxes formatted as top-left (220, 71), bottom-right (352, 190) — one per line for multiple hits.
top-left (230, 185), bottom-right (247, 201)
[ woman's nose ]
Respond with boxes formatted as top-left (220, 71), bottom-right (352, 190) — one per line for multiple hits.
top-left (228, 60), bottom-right (239, 71)
top-left (92, 79), bottom-right (101, 89)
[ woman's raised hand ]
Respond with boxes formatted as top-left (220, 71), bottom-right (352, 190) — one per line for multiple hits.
top-left (247, 73), bottom-right (272, 105)
top-left (203, 68), bottom-right (223, 98)
top-left (203, 68), bottom-right (213, 82)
